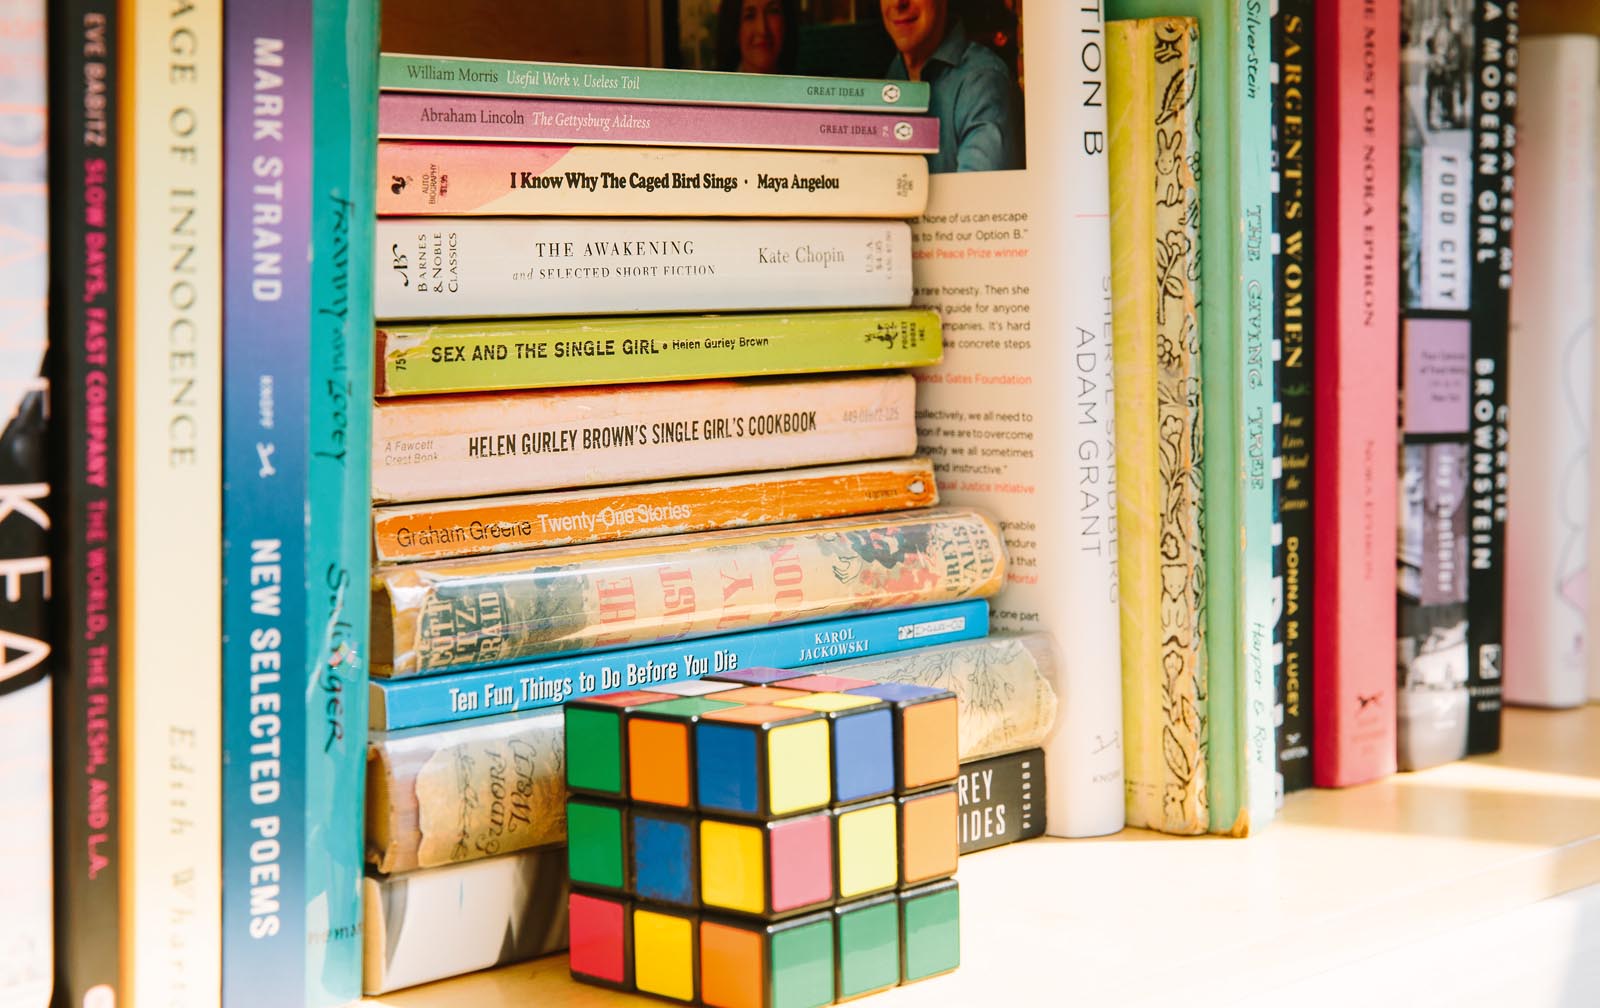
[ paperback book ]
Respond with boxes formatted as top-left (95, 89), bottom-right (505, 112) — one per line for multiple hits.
top-left (958, 748), bottom-right (1046, 854)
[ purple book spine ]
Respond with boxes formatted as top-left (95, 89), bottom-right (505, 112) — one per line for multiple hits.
top-left (377, 92), bottom-right (940, 153)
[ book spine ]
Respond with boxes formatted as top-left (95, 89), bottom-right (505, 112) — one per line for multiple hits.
top-left (220, 3), bottom-right (312, 1003)
top-left (304, 2), bottom-right (379, 1001)
top-left (958, 749), bottom-right (1046, 855)
top-left (374, 216), bottom-right (911, 320)
top-left (121, 1), bottom-right (222, 1003)
top-left (376, 92), bottom-right (940, 153)
top-left (1593, 75), bottom-right (1600, 705)
top-left (1396, 1), bottom-right (1519, 767)
top-left (1311, 0), bottom-right (1399, 788)
top-left (0, 0), bottom-right (51, 1001)
top-left (377, 52), bottom-right (931, 112)
top-left (373, 457), bottom-right (940, 563)
top-left (377, 142), bottom-right (930, 218)
top-left (361, 846), bottom-right (570, 996)
top-left (372, 372), bottom-right (918, 504)
top-left (49, 5), bottom-right (120, 1003)
top-left (1503, 36), bottom-right (1596, 710)
top-left (373, 507), bottom-right (1007, 677)
top-left (1109, 17), bottom-right (1207, 835)
top-left (376, 309), bottom-right (942, 396)
top-left (1272, 0), bottom-right (1313, 794)
top-left (370, 599), bottom-right (989, 731)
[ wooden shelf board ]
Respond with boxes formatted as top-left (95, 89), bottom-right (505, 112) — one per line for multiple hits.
top-left (365, 705), bottom-right (1600, 1007)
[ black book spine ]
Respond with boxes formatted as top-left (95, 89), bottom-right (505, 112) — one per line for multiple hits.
top-left (49, 3), bottom-right (122, 1002)
top-left (1273, 0), bottom-right (1313, 793)
top-left (957, 748), bottom-right (1044, 855)
top-left (1463, 1), bottom-right (1517, 755)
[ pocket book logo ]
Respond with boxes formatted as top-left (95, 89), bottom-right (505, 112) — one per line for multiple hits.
top-left (894, 121), bottom-right (913, 141)
top-left (882, 84), bottom-right (901, 104)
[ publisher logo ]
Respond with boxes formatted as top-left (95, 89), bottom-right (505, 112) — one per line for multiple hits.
top-left (391, 175), bottom-right (408, 194)
top-left (882, 83), bottom-right (901, 104)
top-left (893, 121), bottom-right (913, 141)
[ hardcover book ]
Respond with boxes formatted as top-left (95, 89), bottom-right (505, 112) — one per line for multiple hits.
top-left (377, 92), bottom-right (939, 153)
top-left (1273, 0), bottom-right (1314, 795)
top-left (1503, 35), bottom-right (1595, 709)
top-left (1107, 15), bottom-right (1208, 835)
top-left (372, 217), bottom-right (912, 320)
top-left (0, 1), bottom-right (51, 1000)
top-left (377, 142), bottom-right (930, 218)
top-left (368, 600), bottom-right (990, 732)
top-left (372, 506), bottom-right (1007, 677)
top-left (372, 457), bottom-right (940, 563)
top-left (378, 51), bottom-right (931, 112)
top-left (958, 749), bottom-right (1046, 854)
top-left (48, 4), bottom-right (120, 1002)
top-left (361, 845), bottom-right (569, 995)
top-left (1108, 0), bottom-right (1278, 835)
top-left (1397, 0), bottom-right (1519, 766)
top-left (1312, 0), bottom-right (1400, 787)
top-left (371, 372), bottom-right (917, 504)
top-left (375, 309), bottom-right (942, 396)
top-left (121, 1), bottom-right (223, 1002)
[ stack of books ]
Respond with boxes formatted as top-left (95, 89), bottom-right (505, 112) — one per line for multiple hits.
top-left (358, 53), bottom-right (1050, 995)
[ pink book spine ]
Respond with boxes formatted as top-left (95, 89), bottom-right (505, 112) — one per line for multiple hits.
top-left (1311, 1), bottom-right (1400, 786)
top-left (377, 92), bottom-right (939, 153)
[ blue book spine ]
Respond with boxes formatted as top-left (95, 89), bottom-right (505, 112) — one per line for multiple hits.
top-left (304, 1), bottom-right (379, 1002)
top-left (220, 1), bottom-right (314, 1003)
top-left (372, 599), bottom-right (991, 731)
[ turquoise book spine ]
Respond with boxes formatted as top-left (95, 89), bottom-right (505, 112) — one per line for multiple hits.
top-left (304, 1), bottom-right (379, 1002)
top-left (1107, 0), bottom-right (1276, 834)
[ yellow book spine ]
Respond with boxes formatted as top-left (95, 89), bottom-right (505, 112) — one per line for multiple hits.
top-left (1110, 17), bottom-right (1207, 835)
top-left (120, 1), bottom-right (223, 1003)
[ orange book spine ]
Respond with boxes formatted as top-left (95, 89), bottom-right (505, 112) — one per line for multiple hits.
top-left (372, 457), bottom-right (938, 562)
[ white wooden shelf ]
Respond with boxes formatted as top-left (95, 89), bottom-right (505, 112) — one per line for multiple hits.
top-left (365, 705), bottom-right (1600, 1007)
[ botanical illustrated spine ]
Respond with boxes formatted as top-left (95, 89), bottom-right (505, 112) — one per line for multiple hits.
top-left (377, 52), bottom-right (931, 112)
top-left (0, 0), bottom-right (51, 1001)
top-left (1272, 0), bottom-right (1313, 794)
top-left (369, 599), bottom-right (990, 732)
top-left (372, 372), bottom-right (918, 504)
top-left (958, 749), bottom-right (1046, 855)
top-left (221, 2), bottom-right (312, 1003)
top-left (1312, 0), bottom-right (1400, 788)
top-left (377, 142), bottom-right (930, 218)
top-left (121, 0), bottom-right (222, 1002)
top-left (372, 457), bottom-right (940, 563)
top-left (304, 1), bottom-right (380, 1000)
top-left (376, 93), bottom-right (940, 153)
top-left (374, 217), bottom-right (912, 321)
top-left (1396, 0), bottom-right (1519, 767)
top-left (49, 5), bottom-right (120, 1001)
top-left (1108, 16), bottom-right (1207, 835)
top-left (376, 309), bottom-right (942, 396)
top-left (361, 845), bottom-right (569, 996)
top-left (1503, 36), bottom-right (1596, 709)
top-left (372, 507), bottom-right (1007, 677)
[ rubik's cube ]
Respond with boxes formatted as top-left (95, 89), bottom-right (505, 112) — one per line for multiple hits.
top-left (564, 667), bottom-right (962, 1006)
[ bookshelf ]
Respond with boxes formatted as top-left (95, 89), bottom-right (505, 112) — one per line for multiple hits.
top-left (363, 705), bottom-right (1600, 1005)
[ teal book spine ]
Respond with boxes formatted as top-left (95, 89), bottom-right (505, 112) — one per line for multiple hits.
top-left (377, 52), bottom-right (930, 112)
top-left (1107, 0), bottom-right (1276, 834)
top-left (304, 1), bottom-right (378, 1002)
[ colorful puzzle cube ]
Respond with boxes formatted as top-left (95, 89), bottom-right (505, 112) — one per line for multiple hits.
top-left (634, 904), bottom-right (701, 1002)
top-left (569, 890), bottom-right (632, 990)
top-left (700, 911), bottom-right (836, 1008)
top-left (775, 692), bottom-right (895, 804)
top-left (567, 797), bottom-right (627, 892)
top-left (712, 685), bottom-right (811, 705)
top-left (896, 786), bottom-right (959, 887)
top-left (645, 680), bottom-right (745, 697)
top-left (779, 673), bottom-right (878, 694)
top-left (899, 880), bottom-right (960, 983)
top-left (833, 798), bottom-right (899, 901)
top-left (632, 807), bottom-right (700, 907)
top-left (694, 704), bottom-right (831, 819)
top-left (833, 894), bottom-right (900, 1002)
top-left (565, 690), bottom-right (677, 798)
top-left (627, 695), bottom-right (743, 808)
top-left (706, 665), bottom-right (814, 686)
top-left (844, 683), bottom-right (959, 792)
top-left (698, 811), bottom-right (835, 918)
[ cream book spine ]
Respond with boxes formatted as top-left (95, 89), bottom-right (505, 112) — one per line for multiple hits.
top-left (120, 1), bottom-right (222, 1003)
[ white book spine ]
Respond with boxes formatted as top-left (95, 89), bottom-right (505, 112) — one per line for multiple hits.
top-left (123, 3), bottom-right (222, 1003)
top-left (0, 679), bottom-right (51, 1007)
top-left (909, 3), bottom-right (1123, 837)
top-left (373, 217), bottom-right (912, 319)
top-left (1506, 36), bottom-right (1596, 709)
top-left (1592, 73), bottom-right (1600, 704)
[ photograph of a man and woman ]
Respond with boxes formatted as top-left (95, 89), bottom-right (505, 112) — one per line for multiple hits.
top-left (672, 0), bottom-right (1025, 173)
